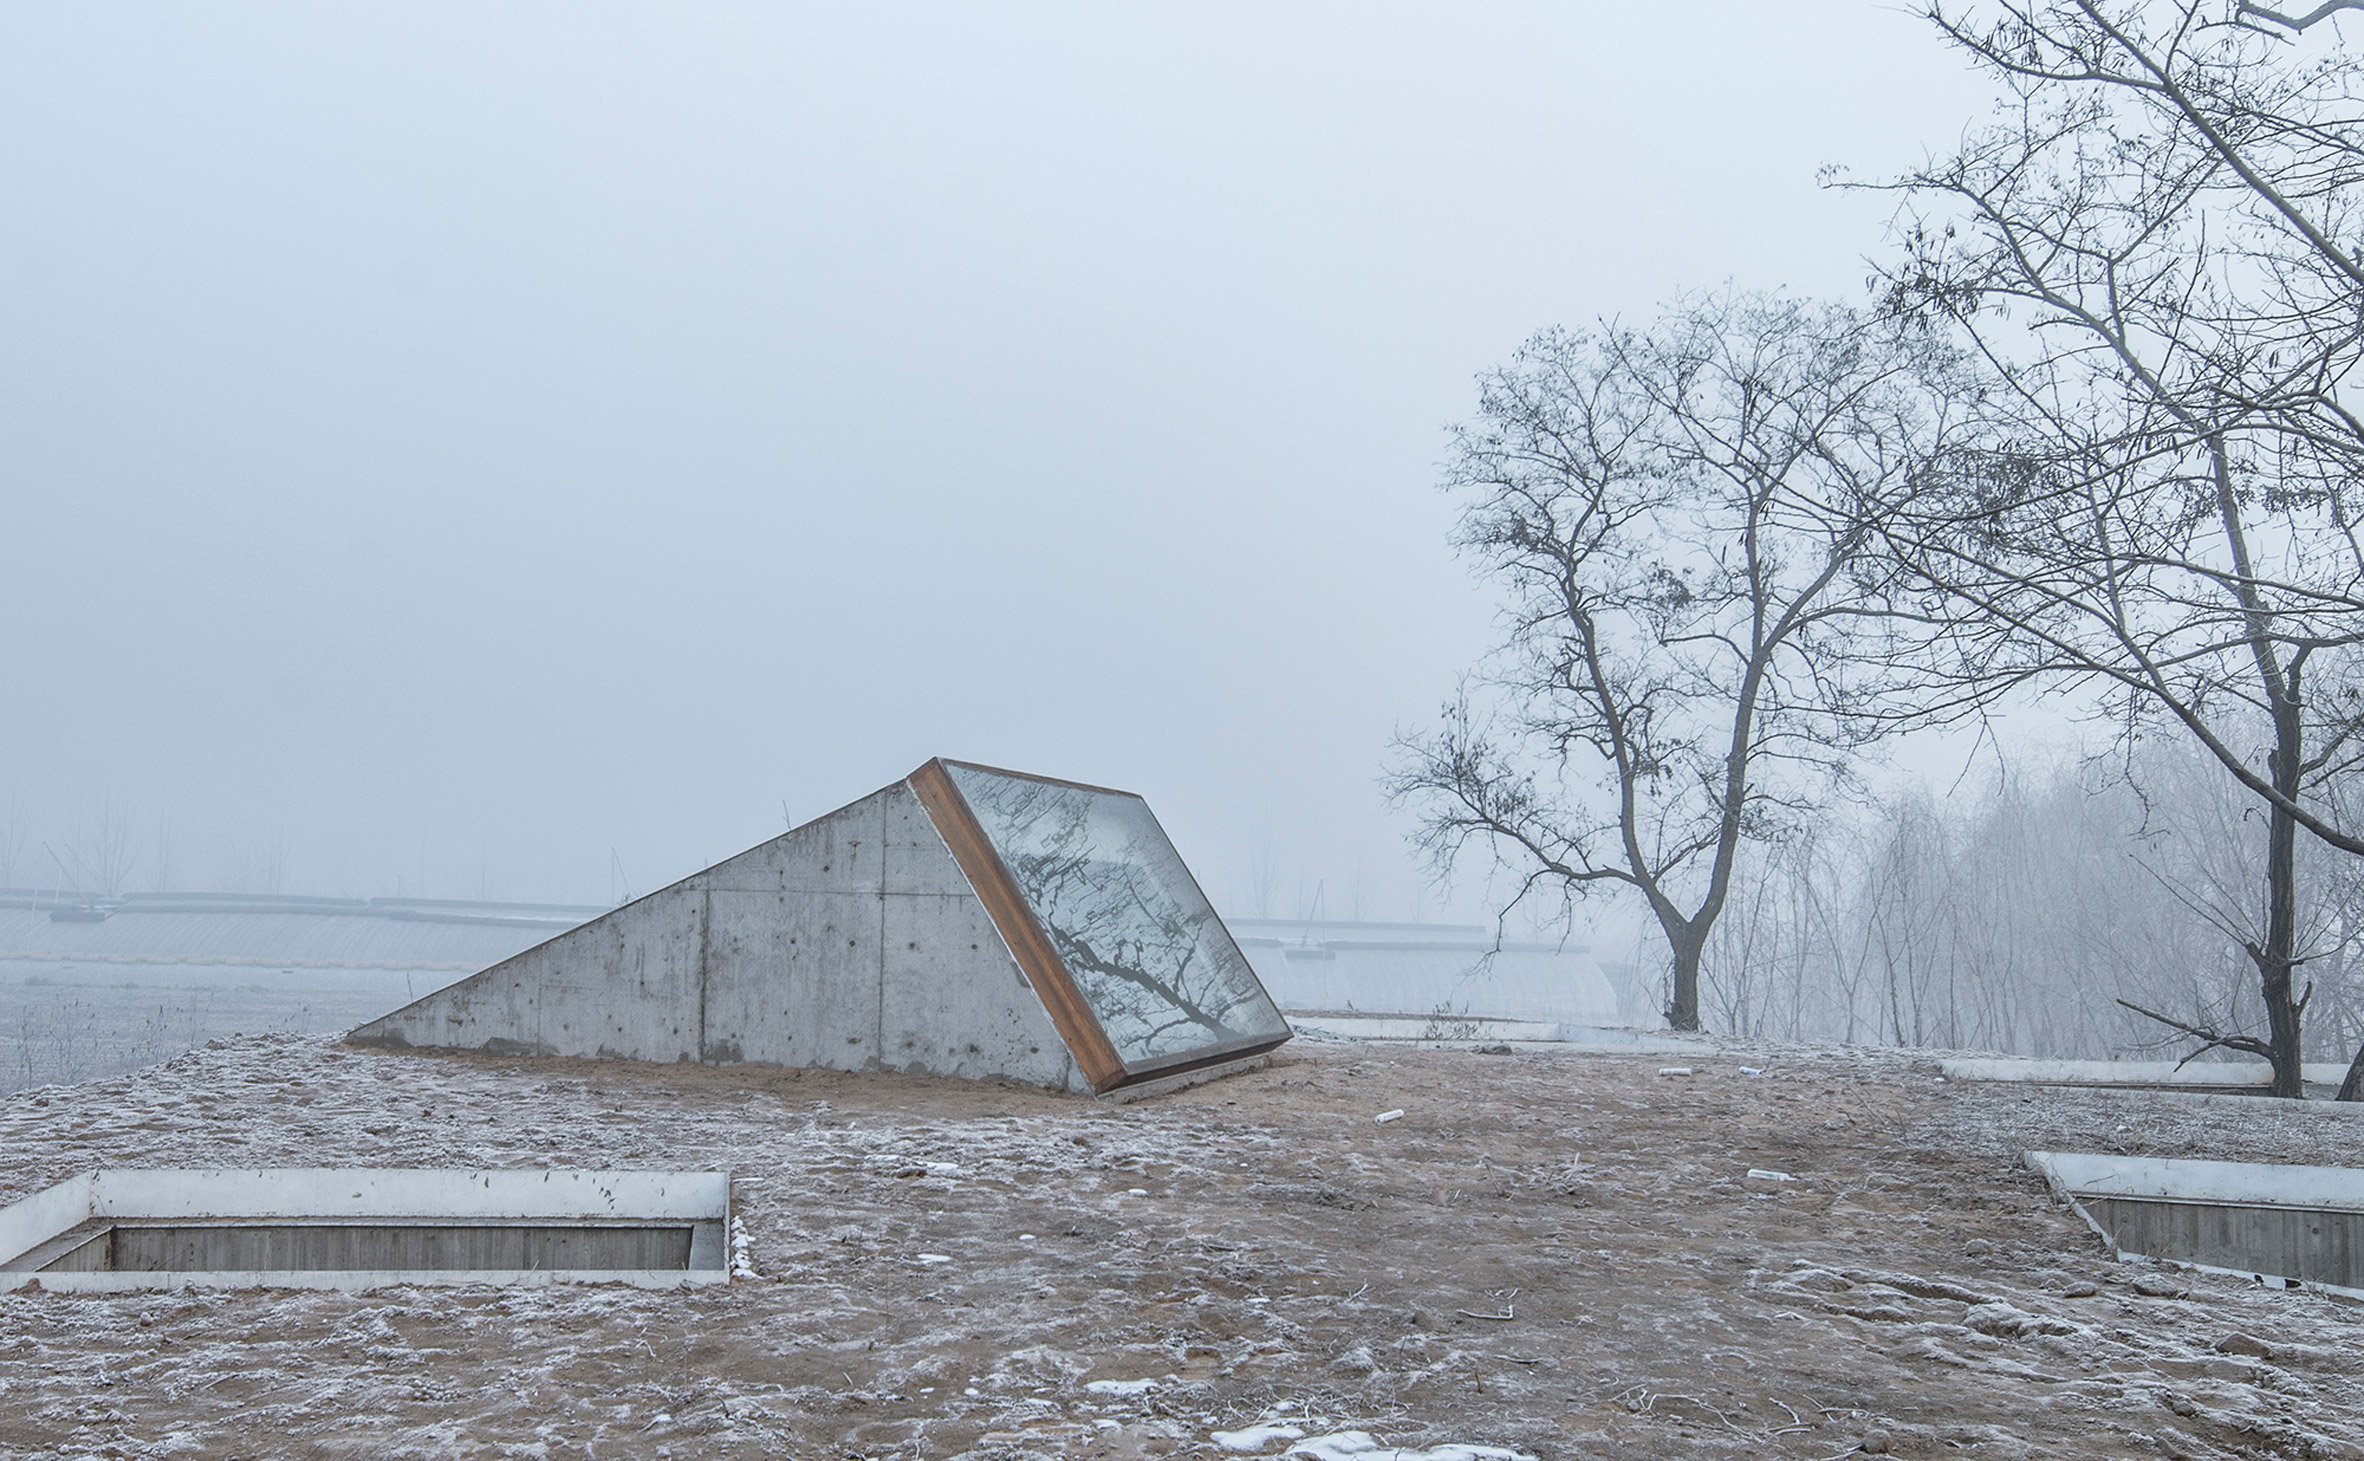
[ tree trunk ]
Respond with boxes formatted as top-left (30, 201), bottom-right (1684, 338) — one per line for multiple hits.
top-left (2339, 1041), bottom-right (2364, 1102)
top-left (1667, 929), bottom-right (1703, 1032)
top-left (2260, 719), bottom-right (2307, 1099)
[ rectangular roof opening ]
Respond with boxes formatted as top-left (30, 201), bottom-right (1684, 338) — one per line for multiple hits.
top-left (0, 1169), bottom-right (729, 1291)
top-left (2030, 1151), bottom-right (2364, 1298)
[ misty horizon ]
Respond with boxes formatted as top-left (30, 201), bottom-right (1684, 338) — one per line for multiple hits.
top-left (2, 4), bottom-right (1996, 929)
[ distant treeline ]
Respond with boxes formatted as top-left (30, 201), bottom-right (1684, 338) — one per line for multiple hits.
top-left (1669, 744), bottom-right (2364, 1063)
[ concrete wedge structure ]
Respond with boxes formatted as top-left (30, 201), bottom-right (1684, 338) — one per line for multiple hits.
top-left (349, 760), bottom-right (1292, 1094)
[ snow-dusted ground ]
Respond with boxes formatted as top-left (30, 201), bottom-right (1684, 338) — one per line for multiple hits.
top-left (3, 1034), bottom-right (2362, 1457)
top-left (0, 963), bottom-right (411, 1095)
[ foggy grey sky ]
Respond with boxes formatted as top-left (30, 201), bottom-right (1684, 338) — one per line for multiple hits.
top-left (0, 4), bottom-right (1996, 917)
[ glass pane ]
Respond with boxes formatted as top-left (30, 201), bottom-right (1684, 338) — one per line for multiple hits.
top-left (944, 764), bottom-right (1290, 1068)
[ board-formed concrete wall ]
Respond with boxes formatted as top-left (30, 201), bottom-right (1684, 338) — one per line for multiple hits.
top-left (349, 782), bottom-right (1087, 1091)
top-left (2029, 1151), bottom-right (2364, 1297)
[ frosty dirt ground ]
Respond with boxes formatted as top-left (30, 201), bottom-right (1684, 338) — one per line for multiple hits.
top-left (0, 963), bottom-right (418, 1096)
top-left (3, 1034), bottom-right (2362, 1459)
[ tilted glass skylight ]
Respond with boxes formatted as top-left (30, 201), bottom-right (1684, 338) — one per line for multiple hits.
top-left (924, 761), bottom-right (1291, 1089)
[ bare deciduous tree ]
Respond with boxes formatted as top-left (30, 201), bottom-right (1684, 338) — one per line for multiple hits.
top-left (47, 800), bottom-right (142, 899)
top-left (0, 798), bottom-right (23, 890)
top-left (1869, 0), bottom-right (2364, 1093)
top-left (1391, 291), bottom-right (1977, 1031)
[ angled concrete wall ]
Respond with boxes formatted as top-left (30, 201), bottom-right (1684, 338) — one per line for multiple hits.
top-left (349, 783), bottom-right (1085, 1091)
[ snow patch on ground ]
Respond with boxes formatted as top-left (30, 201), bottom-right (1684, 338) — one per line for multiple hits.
top-left (1212, 1421), bottom-right (1307, 1451)
top-left (1210, 1425), bottom-right (1532, 1460)
top-left (1283, 1431), bottom-right (1534, 1460)
top-left (727, 1215), bottom-right (759, 1279)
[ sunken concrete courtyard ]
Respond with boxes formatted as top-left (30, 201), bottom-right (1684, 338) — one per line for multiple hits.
top-left (5, 1033), bottom-right (2364, 1457)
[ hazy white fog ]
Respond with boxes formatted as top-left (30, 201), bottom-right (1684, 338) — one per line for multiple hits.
top-left (1, 3), bottom-right (1993, 917)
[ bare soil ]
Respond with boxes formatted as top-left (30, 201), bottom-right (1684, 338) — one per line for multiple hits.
top-left (2, 1032), bottom-right (2362, 1458)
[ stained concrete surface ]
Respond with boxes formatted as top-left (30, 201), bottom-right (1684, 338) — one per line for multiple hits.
top-left (95, 1222), bottom-right (698, 1274)
top-left (2081, 1197), bottom-right (2364, 1294)
top-left (352, 784), bottom-right (1087, 1090)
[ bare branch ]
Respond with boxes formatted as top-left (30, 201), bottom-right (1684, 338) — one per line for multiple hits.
top-left (2116, 996), bottom-right (2280, 1064)
top-left (2237, 0), bottom-right (2364, 35)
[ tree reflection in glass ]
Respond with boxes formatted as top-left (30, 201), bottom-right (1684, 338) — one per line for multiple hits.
top-left (944, 764), bottom-right (1289, 1067)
